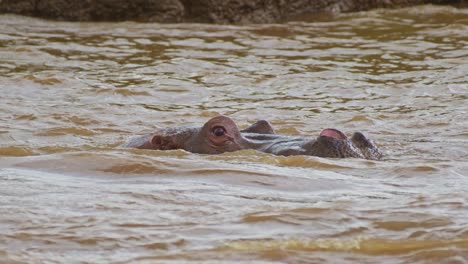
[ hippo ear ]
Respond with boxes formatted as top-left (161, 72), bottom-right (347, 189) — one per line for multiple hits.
top-left (150, 135), bottom-right (178, 150)
top-left (151, 135), bottom-right (163, 149)
top-left (351, 132), bottom-right (383, 160)
top-left (241, 120), bottom-right (276, 134)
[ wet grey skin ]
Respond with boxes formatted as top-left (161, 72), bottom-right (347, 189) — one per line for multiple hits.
top-left (125, 115), bottom-right (383, 160)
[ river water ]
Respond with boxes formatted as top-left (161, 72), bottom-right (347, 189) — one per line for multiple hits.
top-left (0, 5), bottom-right (467, 263)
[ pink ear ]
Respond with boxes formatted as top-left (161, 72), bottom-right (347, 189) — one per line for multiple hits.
top-left (320, 128), bottom-right (347, 140)
top-left (151, 135), bottom-right (163, 149)
top-left (150, 135), bottom-right (179, 150)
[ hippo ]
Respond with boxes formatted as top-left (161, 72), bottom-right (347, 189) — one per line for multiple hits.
top-left (125, 115), bottom-right (383, 160)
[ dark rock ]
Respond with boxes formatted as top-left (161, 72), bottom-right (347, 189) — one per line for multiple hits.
top-left (0, 0), bottom-right (463, 23)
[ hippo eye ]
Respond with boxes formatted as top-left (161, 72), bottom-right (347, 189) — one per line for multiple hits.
top-left (212, 126), bottom-right (226, 137)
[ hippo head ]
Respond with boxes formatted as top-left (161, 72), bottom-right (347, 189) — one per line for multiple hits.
top-left (184, 115), bottom-right (246, 154)
top-left (148, 116), bottom-right (246, 154)
top-left (307, 128), bottom-right (383, 160)
top-left (126, 115), bottom-right (383, 160)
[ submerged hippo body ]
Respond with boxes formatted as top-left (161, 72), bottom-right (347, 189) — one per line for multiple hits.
top-left (125, 116), bottom-right (383, 160)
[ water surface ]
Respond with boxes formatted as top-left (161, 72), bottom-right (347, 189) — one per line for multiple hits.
top-left (0, 6), bottom-right (467, 263)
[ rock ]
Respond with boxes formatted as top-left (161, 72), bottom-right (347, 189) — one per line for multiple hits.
top-left (0, 0), bottom-right (463, 23)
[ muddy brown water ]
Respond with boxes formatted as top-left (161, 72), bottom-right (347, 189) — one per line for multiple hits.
top-left (1, 6), bottom-right (467, 263)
